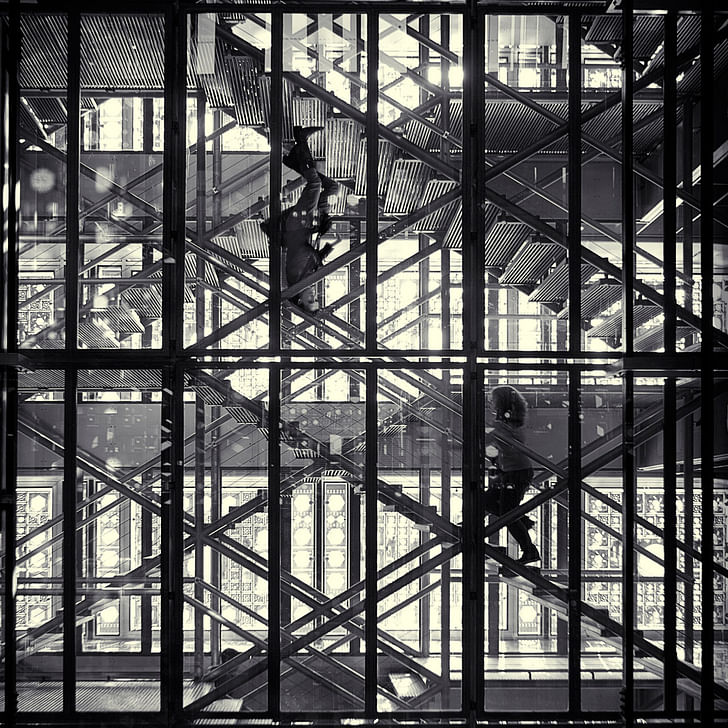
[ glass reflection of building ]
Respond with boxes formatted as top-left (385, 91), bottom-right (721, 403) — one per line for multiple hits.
top-left (1, 2), bottom-right (726, 726)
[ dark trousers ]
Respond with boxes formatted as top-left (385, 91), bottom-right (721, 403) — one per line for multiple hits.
top-left (483, 467), bottom-right (534, 551)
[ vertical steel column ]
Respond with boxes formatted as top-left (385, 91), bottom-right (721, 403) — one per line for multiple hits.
top-left (62, 11), bottom-right (81, 715)
top-left (661, 12), bottom-right (679, 713)
top-left (620, 3), bottom-right (636, 720)
top-left (210, 110), bottom-right (223, 661)
top-left (65, 11), bottom-right (80, 355)
top-left (267, 364), bottom-right (281, 717)
top-left (366, 12), bottom-right (379, 354)
top-left (568, 14), bottom-right (582, 355)
top-left (161, 3), bottom-right (186, 722)
top-left (141, 96), bottom-right (155, 655)
top-left (681, 93), bottom-right (696, 706)
top-left (663, 376), bottom-right (678, 712)
top-left (2, 4), bottom-right (20, 718)
top-left (269, 8), bottom-right (283, 355)
top-left (365, 364), bottom-right (378, 714)
top-left (663, 12), bottom-right (677, 353)
top-left (1, 367), bottom-right (17, 721)
top-left (699, 7), bottom-right (715, 723)
top-left (567, 368), bottom-right (581, 714)
top-left (621, 2), bottom-right (634, 358)
top-left (462, 0), bottom-right (484, 720)
top-left (193, 87), bottom-right (207, 680)
top-left (62, 369), bottom-right (78, 716)
top-left (567, 13), bottom-right (583, 715)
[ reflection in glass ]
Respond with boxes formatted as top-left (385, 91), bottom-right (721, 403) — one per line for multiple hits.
top-left (18, 15), bottom-right (68, 350)
top-left (16, 371), bottom-right (65, 711)
top-left (76, 370), bottom-right (162, 712)
top-left (181, 368), bottom-right (270, 712)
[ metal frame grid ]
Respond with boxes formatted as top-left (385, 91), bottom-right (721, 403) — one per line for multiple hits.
top-left (0, 1), bottom-right (726, 727)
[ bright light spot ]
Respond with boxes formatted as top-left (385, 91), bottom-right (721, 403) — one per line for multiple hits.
top-left (29, 168), bottom-right (56, 193)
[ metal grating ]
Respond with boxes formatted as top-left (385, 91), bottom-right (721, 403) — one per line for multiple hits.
top-left (78, 318), bottom-right (121, 348)
top-left (325, 117), bottom-right (363, 180)
top-left (91, 306), bottom-right (145, 334)
top-left (557, 280), bottom-right (621, 321)
top-left (354, 138), bottom-right (398, 197)
top-left (482, 100), bottom-right (567, 154)
top-left (585, 15), bottom-right (664, 60)
top-left (413, 179), bottom-right (459, 233)
top-left (528, 261), bottom-right (597, 303)
top-left (483, 221), bottom-right (531, 268)
top-left (224, 406), bottom-right (260, 424)
top-left (259, 75), bottom-right (296, 143)
top-left (382, 160), bottom-right (433, 215)
top-left (635, 325), bottom-right (693, 352)
top-left (442, 199), bottom-right (463, 249)
top-left (193, 38), bottom-right (235, 109)
top-left (498, 240), bottom-right (564, 285)
top-left (588, 304), bottom-right (661, 340)
top-left (23, 97), bottom-right (67, 126)
top-left (226, 54), bottom-right (266, 126)
top-left (121, 285), bottom-right (163, 319)
top-left (78, 369), bottom-right (162, 391)
top-left (231, 224), bottom-right (270, 259)
top-left (293, 96), bottom-right (327, 159)
top-left (18, 370), bottom-right (65, 391)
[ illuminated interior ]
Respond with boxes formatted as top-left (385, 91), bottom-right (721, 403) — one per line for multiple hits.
top-left (1, 2), bottom-right (727, 726)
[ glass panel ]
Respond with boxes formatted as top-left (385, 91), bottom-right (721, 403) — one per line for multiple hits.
top-left (184, 12), bottom-right (271, 350)
top-left (483, 373), bottom-right (568, 711)
top-left (713, 378), bottom-right (728, 710)
top-left (377, 368), bottom-right (462, 711)
top-left (18, 14), bottom-right (68, 350)
top-left (16, 370), bottom-right (65, 711)
top-left (579, 19), bottom-right (624, 354)
top-left (279, 14), bottom-right (368, 351)
top-left (76, 370), bottom-right (162, 711)
top-left (181, 367), bottom-right (270, 713)
top-left (581, 374), bottom-right (623, 711)
top-left (376, 15), bottom-right (463, 351)
top-left (483, 16), bottom-right (580, 353)
top-left (279, 368), bottom-right (365, 711)
top-left (78, 14), bottom-right (165, 350)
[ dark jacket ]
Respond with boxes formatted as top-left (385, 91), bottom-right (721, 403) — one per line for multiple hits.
top-left (485, 420), bottom-right (532, 472)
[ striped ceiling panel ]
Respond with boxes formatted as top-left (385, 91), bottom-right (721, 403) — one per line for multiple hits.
top-left (79, 15), bottom-right (165, 90)
top-left (91, 306), bottom-right (145, 334)
top-left (19, 15), bottom-right (68, 90)
top-left (18, 370), bottom-right (66, 391)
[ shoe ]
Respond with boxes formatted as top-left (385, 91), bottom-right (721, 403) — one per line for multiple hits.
top-left (517, 545), bottom-right (540, 565)
top-left (293, 125), bottom-right (324, 143)
top-left (317, 172), bottom-right (338, 196)
top-left (317, 212), bottom-right (333, 236)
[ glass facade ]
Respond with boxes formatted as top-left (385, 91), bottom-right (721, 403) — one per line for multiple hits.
top-left (0, 2), bottom-right (726, 726)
